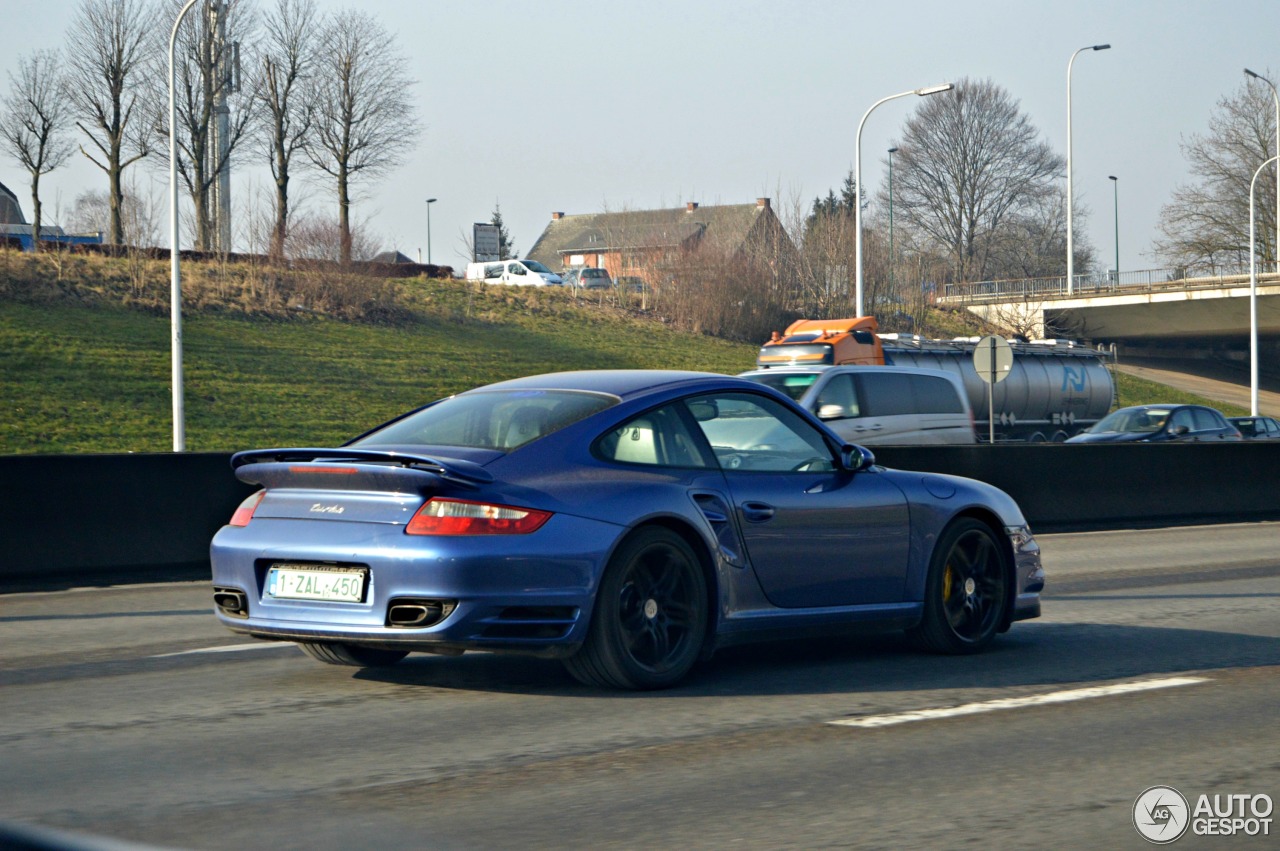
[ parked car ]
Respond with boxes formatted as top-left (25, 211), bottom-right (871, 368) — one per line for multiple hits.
top-left (211, 370), bottom-right (1042, 690)
top-left (1065, 404), bottom-right (1242, 443)
top-left (1229, 415), bottom-right (1280, 439)
top-left (738, 365), bottom-right (976, 445)
top-left (614, 275), bottom-right (651, 293)
top-left (464, 260), bottom-right (563, 286)
top-left (562, 267), bottom-right (613, 289)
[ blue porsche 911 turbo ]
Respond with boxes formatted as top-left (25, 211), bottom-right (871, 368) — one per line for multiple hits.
top-left (210, 370), bottom-right (1043, 689)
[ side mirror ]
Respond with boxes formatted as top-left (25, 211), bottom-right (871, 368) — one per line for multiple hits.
top-left (817, 404), bottom-right (846, 421)
top-left (840, 444), bottom-right (876, 472)
top-left (1170, 424), bottom-right (1190, 436)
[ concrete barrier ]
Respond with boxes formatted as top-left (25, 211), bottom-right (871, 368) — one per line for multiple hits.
top-left (2, 444), bottom-right (1278, 590)
top-left (1, 453), bottom-right (253, 590)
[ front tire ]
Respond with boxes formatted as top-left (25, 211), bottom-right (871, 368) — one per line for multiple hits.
top-left (564, 528), bottom-right (708, 690)
top-left (298, 642), bottom-right (408, 667)
top-left (908, 518), bottom-right (1008, 654)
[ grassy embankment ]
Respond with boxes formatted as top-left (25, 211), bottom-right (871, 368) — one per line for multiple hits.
top-left (0, 249), bottom-right (1243, 455)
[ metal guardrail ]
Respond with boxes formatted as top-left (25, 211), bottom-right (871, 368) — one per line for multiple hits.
top-left (941, 265), bottom-right (1280, 303)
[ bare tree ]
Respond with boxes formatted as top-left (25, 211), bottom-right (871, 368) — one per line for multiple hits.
top-left (1, 50), bottom-right (75, 252)
top-left (254, 0), bottom-right (318, 261)
top-left (1155, 78), bottom-right (1278, 272)
top-left (64, 0), bottom-right (158, 245)
top-left (163, 0), bottom-right (257, 252)
top-left (303, 8), bottom-right (419, 264)
top-left (889, 78), bottom-right (1073, 284)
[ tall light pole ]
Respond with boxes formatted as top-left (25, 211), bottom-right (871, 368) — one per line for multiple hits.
top-left (855, 84), bottom-right (953, 317)
top-left (887, 147), bottom-right (898, 293)
top-left (1249, 155), bottom-right (1278, 416)
top-left (1066, 43), bottom-right (1111, 296)
top-left (1245, 69), bottom-right (1280, 273)
top-left (425, 197), bottom-right (437, 265)
top-left (169, 0), bottom-right (200, 452)
top-left (1109, 175), bottom-right (1119, 285)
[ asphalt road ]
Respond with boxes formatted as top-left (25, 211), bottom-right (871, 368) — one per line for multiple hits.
top-left (1, 523), bottom-right (1277, 850)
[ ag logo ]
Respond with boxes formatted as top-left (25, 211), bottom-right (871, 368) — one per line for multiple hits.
top-left (1134, 786), bottom-right (1190, 843)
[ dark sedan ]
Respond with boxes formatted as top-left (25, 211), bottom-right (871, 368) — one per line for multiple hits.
top-left (1066, 404), bottom-right (1242, 443)
top-left (1229, 416), bottom-right (1280, 440)
top-left (210, 371), bottom-right (1043, 689)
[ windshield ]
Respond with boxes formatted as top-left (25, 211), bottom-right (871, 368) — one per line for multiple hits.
top-left (1091, 407), bottom-right (1172, 434)
top-left (523, 260), bottom-right (553, 274)
top-left (755, 343), bottom-right (834, 367)
top-left (740, 372), bottom-right (819, 401)
top-left (353, 390), bottom-right (617, 451)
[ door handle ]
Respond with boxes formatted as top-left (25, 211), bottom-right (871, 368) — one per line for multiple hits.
top-left (741, 501), bottom-right (775, 523)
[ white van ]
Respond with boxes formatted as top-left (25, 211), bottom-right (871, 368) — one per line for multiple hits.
top-left (465, 259), bottom-right (563, 286)
top-left (739, 365), bottom-right (976, 445)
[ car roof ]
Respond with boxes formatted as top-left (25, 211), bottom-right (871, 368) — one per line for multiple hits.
top-left (469, 370), bottom-right (738, 400)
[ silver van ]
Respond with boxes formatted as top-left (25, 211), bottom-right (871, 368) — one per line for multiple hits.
top-left (739, 365), bottom-right (976, 445)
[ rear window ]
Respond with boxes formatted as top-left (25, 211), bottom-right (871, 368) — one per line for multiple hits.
top-left (353, 390), bottom-right (617, 451)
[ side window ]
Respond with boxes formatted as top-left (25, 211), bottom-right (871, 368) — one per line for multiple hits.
top-left (857, 373), bottom-right (913, 417)
top-left (1192, 408), bottom-right (1223, 431)
top-left (910, 375), bottom-right (965, 414)
top-left (688, 392), bottom-right (835, 473)
top-left (484, 263), bottom-right (503, 279)
top-left (815, 375), bottom-right (860, 420)
top-left (509, 263), bottom-right (525, 276)
top-left (1170, 409), bottom-right (1195, 432)
top-left (595, 404), bottom-right (713, 468)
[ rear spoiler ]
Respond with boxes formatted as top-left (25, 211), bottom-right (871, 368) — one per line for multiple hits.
top-left (231, 448), bottom-right (494, 489)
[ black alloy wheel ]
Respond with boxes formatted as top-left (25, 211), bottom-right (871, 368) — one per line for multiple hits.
top-left (564, 527), bottom-right (708, 690)
top-left (908, 518), bottom-right (1008, 654)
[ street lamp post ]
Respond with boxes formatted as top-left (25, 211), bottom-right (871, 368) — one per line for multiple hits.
top-left (169, 0), bottom-right (200, 452)
top-left (1066, 43), bottom-right (1111, 296)
top-left (1249, 155), bottom-right (1278, 416)
top-left (888, 147), bottom-right (898, 292)
top-left (1245, 69), bottom-right (1280, 273)
top-left (425, 197), bottom-right (437, 265)
top-left (1109, 175), bottom-right (1119, 286)
top-left (855, 83), bottom-right (953, 317)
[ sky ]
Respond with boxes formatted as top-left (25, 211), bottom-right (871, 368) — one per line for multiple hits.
top-left (1, 0), bottom-right (1279, 277)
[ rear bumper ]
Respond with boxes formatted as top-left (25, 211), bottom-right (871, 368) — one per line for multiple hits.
top-left (210, 513), bottom-right (617, 653)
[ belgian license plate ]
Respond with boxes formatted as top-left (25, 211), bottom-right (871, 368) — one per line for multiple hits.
top-left (266, 565), bottom-right (367, 603)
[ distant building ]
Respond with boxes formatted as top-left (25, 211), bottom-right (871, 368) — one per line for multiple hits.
top-left (0, 180), bottom-right (23, 224)
top-left (525, 198), bottom-right (795, 282)
top-left (0, 178), bottom-right (103, 251)
top-left (370, 250), bottom-right (415, 264)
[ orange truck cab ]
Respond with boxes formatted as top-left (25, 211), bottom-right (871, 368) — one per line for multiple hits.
top-left (756, 316), bottom-right (886, 368)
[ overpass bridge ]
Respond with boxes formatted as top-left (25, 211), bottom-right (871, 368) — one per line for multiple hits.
top-left (938, 267), bottom-right (1280, 356)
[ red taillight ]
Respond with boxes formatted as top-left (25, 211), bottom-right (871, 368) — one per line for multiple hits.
top-left (229, 490), bottom-right (266, 527)
top-left (405, 498), bottom-right (552, 536)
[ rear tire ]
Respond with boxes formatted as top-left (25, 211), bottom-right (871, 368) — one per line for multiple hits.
top-left (298, 642), bottom-right (408, 667)
top-left (907, 518), bottom-right (1008, 654)
top-left (564, 528), bottom-right (707, 690)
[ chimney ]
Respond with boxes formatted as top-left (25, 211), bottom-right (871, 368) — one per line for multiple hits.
top-left (551, 211), bottom-right (564, 220)
top-left (685, 202), bottom-right (699, 213)
top-left (756, 197), bottom-right (771, 210)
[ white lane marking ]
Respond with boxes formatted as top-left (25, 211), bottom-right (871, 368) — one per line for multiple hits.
top-left (828, 677), bottom-right (1209, 728)
top-left (153, 643), bottom-right (294, 658)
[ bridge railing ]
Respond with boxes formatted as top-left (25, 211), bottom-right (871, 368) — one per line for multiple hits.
top-left (940, 264), bottom-right (1273, 302)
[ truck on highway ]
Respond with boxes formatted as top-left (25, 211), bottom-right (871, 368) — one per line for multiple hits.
top-left (754, 315), bottom-right (1115, 442)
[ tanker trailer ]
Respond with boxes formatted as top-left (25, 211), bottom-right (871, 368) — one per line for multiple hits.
top-left (878, 334), bottom-right (1114, 442)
